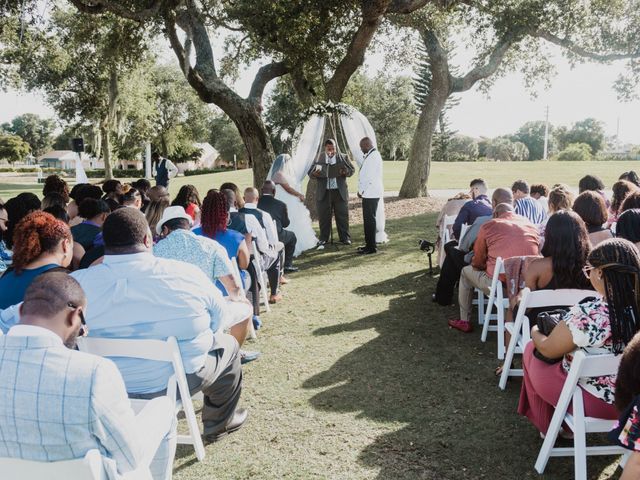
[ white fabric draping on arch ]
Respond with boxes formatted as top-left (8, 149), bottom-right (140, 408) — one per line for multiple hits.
top-left (287, 107), bottom-right (388, 244)
top-left (75, 155), bottom-right (89, 184)
top-left (341, 110), bottom-right (388, 244)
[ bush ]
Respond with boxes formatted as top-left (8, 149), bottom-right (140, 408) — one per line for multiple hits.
top-left (83, 169), bottom-right (146, 178)
top-left (184, 167), bottom-right (230, 176)
top-left (557, 143), bottom-right (593, 161)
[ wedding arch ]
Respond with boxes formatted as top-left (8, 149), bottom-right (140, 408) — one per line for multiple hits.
top-left (287, 103), bottom-right (388, 244)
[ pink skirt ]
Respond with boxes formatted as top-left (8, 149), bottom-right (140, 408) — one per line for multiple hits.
top-left (517, 342), bottom-right (617, 434)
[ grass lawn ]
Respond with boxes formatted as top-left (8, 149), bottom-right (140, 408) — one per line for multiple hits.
top-left (171, 210), bottom-right (622, 480)
top-left (2, 160), bottom-right (640, 200)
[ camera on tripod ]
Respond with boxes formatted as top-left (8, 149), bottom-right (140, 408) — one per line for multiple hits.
top-left (418, 239), bottom-right (436, 275)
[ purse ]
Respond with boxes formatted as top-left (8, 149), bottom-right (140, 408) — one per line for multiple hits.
top-left (533, 309), bottom-right (569, 364)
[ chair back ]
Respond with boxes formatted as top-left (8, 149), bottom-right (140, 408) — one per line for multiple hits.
top-left (0, 449), bottom-right (106, 480)
top-left (518, 288), bottom-right (596, 311)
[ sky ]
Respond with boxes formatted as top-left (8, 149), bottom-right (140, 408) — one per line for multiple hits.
top-left (1, 34), bottom-right (639, 144)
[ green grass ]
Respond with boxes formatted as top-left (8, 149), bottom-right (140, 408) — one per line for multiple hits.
top-left (171, 211), bottom-right (622, 479)
top-left (2, 160), bottom-right (640, 200)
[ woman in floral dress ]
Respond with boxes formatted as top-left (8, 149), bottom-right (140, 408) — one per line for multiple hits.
top-left (518, 238), bottom-right (640, 436)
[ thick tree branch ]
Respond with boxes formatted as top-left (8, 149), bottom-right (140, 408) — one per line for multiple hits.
top-left (452, 31), bottom-right (518, 92)
top-left (67, 0), bottom-right (170, 22)
top-left (325, 0), bottom-right (391, 101)
top-left (249, 61), bottom-right (289, 103)
top-left (536, 30), bottom-right (640, 62)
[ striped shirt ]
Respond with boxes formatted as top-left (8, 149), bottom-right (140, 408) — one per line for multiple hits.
top-left (514, 196), bottom-right (547, 225)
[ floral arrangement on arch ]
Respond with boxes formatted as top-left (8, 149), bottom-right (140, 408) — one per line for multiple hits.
top-left (299, 101), bottom-right (353, 123)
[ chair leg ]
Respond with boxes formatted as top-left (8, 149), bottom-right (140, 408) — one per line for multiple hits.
top-left (499, 329), bottom-right (520, 390)
top-left (573, 393), bottom-right (588, 480)
top-left (481, 291), bottom-right (493, 342)
top-left (497, 299), bottom-right (505, 361)
top-left (478, 291), bottom-right (485, 325)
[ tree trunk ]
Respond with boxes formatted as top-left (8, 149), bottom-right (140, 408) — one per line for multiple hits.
top-left (100, 123), bottom-right (113, 180)
top-left (399, 89), bottom-right (449, 198)
top-left (229, 106), bottom-right (274, 188)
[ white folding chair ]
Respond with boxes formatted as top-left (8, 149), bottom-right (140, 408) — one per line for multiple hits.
top-left (534, 350), bottom-right (625, 480)
top-left (438, 214), bottom-right (457, 268)
top-left (499, 288), bottom-right (595, 390)
top-left (251, 240), bottom-right (271, 313)
top-left (0, 449), bottom-right (108, 480)
top-left (77, 336), bottom-right (206, 462)
top-left (231, 256), bottom-right (256, 340)
top-left (480, 257), bottom-right (508, 359)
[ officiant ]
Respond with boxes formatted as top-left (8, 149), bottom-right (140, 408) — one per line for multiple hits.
top-left (308, 138), bottom-right (355, 249)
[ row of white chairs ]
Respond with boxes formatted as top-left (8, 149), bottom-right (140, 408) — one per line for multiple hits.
top-left (474, 256), bottom-right (626, 479)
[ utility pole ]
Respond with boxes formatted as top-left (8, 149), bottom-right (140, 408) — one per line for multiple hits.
top-left (543, 105), bottom-right (549, 161)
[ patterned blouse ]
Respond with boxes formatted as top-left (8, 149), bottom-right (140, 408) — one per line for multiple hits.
top-left (562, 298), bottom-right (616, 404)
top-left (610, 395), bottom-right (640, 451)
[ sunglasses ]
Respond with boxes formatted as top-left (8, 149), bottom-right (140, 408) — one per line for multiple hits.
top-left (67, 302), bottom-right (88, 336)
top-left (582, 265), bottom-right (595, 279)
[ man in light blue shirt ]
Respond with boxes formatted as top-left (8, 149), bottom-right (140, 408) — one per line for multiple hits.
top-left (71, 208), bottom-right (247, 442)
top-left (0, 272), bottom-right (175, 480)
top-left (153, 206), bottom-right (256, 353)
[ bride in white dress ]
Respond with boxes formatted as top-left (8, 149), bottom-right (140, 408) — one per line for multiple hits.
top-left (268, 154), bottom-right (318, 256)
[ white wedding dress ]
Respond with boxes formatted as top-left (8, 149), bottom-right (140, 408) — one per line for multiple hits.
top-left (272, 171), bottom-right (318, 256)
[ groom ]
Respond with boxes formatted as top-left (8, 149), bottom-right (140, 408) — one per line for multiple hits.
top-left (308, 139), bottom-right (355, 249)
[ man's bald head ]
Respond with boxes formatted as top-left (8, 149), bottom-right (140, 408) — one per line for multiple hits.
top-left (244, 187), bottom-right (259, 204)
top-left (262, 181), bottom-right (276, 196)
top-left (360, 137), bottom-right (374, 152)
top-left (494, 203), bottom-right (514, 217)
top-left (492, 188), bottom-right (513, 208)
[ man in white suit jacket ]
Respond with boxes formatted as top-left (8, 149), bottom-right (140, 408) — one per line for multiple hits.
top-left (357, 137), bottom-right (384, 254)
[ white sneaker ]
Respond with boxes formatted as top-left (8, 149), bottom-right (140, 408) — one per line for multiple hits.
top-left (316, 241), bottom-right (326, 250)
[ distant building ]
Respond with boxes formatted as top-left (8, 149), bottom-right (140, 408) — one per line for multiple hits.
top-left (175, 142), bottom-right (221, 173)
top-left (117, 159), bottom-right (144, 170)
top-left (38, 151), bottom-right (100, 170)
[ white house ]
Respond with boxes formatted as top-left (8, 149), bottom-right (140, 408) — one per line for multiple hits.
top-left (37, 151), bottom-right (101, 170)
top-left (176, 142), bottom-right (221, 173)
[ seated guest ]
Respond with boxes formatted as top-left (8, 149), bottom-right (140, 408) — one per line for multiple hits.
top-left (44, 205), bottom-right (86, 270)
top-left (435, 192), bottom-right (471, 256)
top-left (518, 239), bottom-right (640, 436)
top-left (132, 178), bottom-right (152, 212)
top-left (0, 272), bottom-right (175, 480)
top-left (530, 184), bottom-right (549, 213)
top-left (522, 211), bottom-right (592, 293)
top-left (221, 182), bottom-right (245, 209)
top-left (573, 191), bottom-right (613, 246)
top-left (148, 185), bottom-right (170, 203)
top-left (449, 202), bottom-right (539, 333)
top-left (622, 191), bottom-right (640, 213)
top-left (609, 333), bottom-right (640, 479)
top-left (0, 211), bottom-right (72, 309)
top-left (616, 209), bottom-right (640, 250)
top-left (102, 179), bottom-right (123, 211)
top-left (172, 184), bottom-right (201, 222)
top-left (579, 174), bottom-right (610, 208)
top-left (153, 207), bottom-right (257, 357)
top-left (609, 180), bottom-right (637, 227)
top-left (451, 178), bottom-right (491, 240)
top-left (68, 184), bottom-right (103, 226)
top-left (620, 171), bottom-right (640, 188)
top-left (241, 187), bottom-right (284, 303)
top-left (71, 199), bottom-right (110, 251)
top-left (71, 208), bottom-right (248, 441)
top-left (512, 179), bottom-right (547, 225)
top-left (259, 180), bottom-right (298, 273)
top-left (0, 201), bottom-right (11, 273)
top-left (433, 188), bottom-right (512, 306)
top-left (122, 188), bottom-right (143, 210)
top-left (41, 192), bottom-right (67, 211)
top-left (548, 185), bottom-right (574, 213)
top-left (146, 196), bottom-right (171, 242)
top-left (4, 192), bottom-right (41, 249)
top-left (42, 174), bottom-right (70, 204)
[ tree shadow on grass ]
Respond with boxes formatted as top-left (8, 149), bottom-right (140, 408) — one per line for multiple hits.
top-left (302, 271), bottom-right (620, 479)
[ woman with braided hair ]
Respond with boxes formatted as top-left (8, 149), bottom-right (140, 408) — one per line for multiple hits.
top-left (0, 211), bottom-right (73, 309)
top-left (518, 238), bottom-right (640, 437)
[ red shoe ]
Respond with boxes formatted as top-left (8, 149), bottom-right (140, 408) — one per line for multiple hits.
top-left (448, 319), bottom-right (473, 333)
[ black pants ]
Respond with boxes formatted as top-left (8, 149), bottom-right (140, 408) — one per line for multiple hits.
top-left (434, 241), bottom-right (469, 306)
top-left (362, 198), bottom-right (379, 251)
top-left (317, 190), bottom-right (350, 243)
top-left (279, 229), bottom-right (297, 268)
top-left (246, 261), bottom-right (261, 315)
top-left (266, 257), bottom-right (280, 296)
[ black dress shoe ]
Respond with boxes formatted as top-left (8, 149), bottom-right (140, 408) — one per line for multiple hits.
top-left (341, 239), bottom-right (352, 246)
top-left (204, 408), bottom-right (248, 443)
top-left (356, 246), bottom-right (367, 253)
top-left (284, 266), bottom-right (299, 273)
top-left (357, 248), bottom-right (377, 255)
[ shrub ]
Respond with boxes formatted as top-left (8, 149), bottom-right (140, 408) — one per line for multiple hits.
top-left (184, 167), bottom-right (230, 176)
top-left (557, 143), bottom-right (593, 161)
